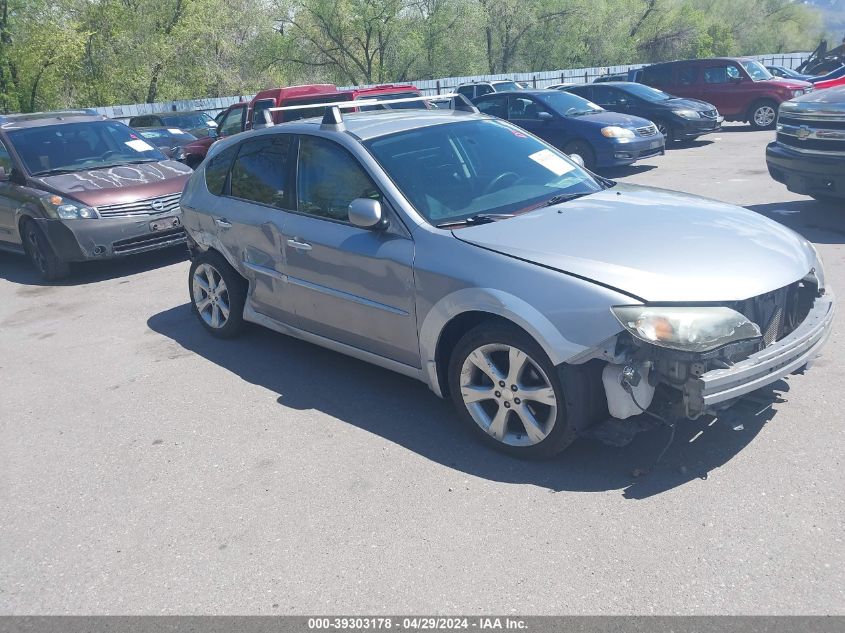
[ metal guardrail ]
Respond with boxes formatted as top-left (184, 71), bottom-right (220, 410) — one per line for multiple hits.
top-left (93, 52), bottom-right (810, 121)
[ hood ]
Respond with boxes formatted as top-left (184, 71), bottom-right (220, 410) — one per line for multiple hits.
top-left (32, 160), bottom-right (191, 207)
top-left (574, 110), bottom-right (654, 129)
top-left (454, 184), bottom-right (814, 303)
top-left (659, 97), bottom-right (715, 111)
top-left (759, 78), bottom-right (812, 90)
top-left (780, 86), bottom-right (845, 115)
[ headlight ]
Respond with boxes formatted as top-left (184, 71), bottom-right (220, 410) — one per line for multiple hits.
top-left (601, 126), bottom-right (635, 139)
top-left (672, 109), bottom-right (701, 119)
top-left (792, 89), bottom-right (804, 97)
top-left (41, 194), bottom-right (98, 219)
top-left (611, 305), bottom-right (762, 353)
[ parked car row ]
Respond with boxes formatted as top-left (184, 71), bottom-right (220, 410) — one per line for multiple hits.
top-left (0, 88), bottom-right (835, 459)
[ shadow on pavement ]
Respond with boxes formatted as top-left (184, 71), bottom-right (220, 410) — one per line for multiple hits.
top-left (148, 303), bottom-right (786, 500)
top-left (601, 164), bottom-right (658, 178)
top-left (746, 199), bottom-right (845, 244)
top-left (0, 246), bottom-right (188, 287)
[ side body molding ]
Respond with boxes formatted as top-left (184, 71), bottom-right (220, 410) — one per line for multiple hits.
top-left (418, 288), bottom-right (588, 398)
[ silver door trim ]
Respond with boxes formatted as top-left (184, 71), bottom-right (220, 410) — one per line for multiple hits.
top-left (286, 274), bottom-right (411, 316)
top-left (243, 303), bottom-right (425, 382)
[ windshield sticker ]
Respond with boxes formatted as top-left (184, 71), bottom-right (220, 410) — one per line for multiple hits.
top-left (510, 129), bottom-right (528, 138)
top-left (125, 139), bottom-right (155, 152)
top-left (167, 128), bottom-right (183, 134)
top-left (529, 149), bottom-right (575, 176)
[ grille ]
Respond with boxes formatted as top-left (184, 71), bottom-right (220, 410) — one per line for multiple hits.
top-left (97, 192), bottom-right (182, 218)
top-left (112, 228), bottom-right (186, 255)
top-left (776, 133), bottom-right (845, 153)
top-left (701, 109), bottom-right (719, 119)
top-left (636, 124), bottom-right (658, 137)
top-left (779, 116), bottom-right (845, 130)
top-left (732, 280), bottom-right (817, 347)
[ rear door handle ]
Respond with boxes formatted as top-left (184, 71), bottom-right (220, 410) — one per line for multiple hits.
top-left (286, 238), bottom-right (312, 252)
top-left (214, 217), bottom-right (232, 229)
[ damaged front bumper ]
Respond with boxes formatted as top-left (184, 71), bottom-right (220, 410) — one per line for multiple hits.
top-left (685, 292), bottom-right (835, 416)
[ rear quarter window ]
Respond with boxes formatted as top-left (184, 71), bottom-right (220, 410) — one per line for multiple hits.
top-left (204, 144), bottom-right (238, 195)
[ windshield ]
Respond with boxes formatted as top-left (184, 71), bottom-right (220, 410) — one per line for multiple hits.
top-left (536, 91), bottom-right (603, 116)
top-left (9, 120), bottom-right (167, 176)
top-left (740, 60), bottom-right (773, 81)
top-left (365, 119), bottom-right (603, 226)
top-left (616, 83), bottom-right (672, 102)
top-left (356, 92), bottom-right (428, 110)
top-left (138, 129), bottom-right (197, 145)
top-left (160, 112), bottom-right (212, 128)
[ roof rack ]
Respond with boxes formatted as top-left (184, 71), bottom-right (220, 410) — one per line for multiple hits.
top-left (268, 92), bottom-right (478, 131)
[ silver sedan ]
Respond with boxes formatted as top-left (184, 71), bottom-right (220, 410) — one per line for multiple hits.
top-left (179, 108), bottom-right (834, 458)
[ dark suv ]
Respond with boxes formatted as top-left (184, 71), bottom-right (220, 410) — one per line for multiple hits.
top-left (0, 111), bottom-right (191, 280)
top-left (639, 57), bottom-right (812, 129)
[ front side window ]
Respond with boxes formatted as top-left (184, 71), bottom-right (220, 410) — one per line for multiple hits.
top-left (297, 136), bottom-right (380, 222)
top-left (476, 84), bottom-right (494, 97)
top-left (591, 86), bottom-right (627, 106)
top-left (507, 96), bottom-right (544, 120)
top-left (219, 106), bottom-right (245, 136)
top-left (8, 120), bottom-right (166, 176)
top-left (365, 119), bottom-right (602, 225)
top-left (456, 85), bottom-right (475, 98)
top-left (704, 65), bottom-right (740, 84)
top-left (230, 135), bottom-right (292, 208)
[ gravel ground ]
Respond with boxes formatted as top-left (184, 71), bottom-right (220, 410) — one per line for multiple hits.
top-left (1, 123), bottom-right (843, 615)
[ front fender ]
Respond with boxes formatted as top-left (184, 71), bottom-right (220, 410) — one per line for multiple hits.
top-left (418, 287), bottom-right (589, 398)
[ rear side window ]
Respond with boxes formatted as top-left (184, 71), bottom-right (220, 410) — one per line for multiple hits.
top-left (475, 96), bottom-right (506, 118)
top-left (476, 84), bottom-right (494, 97)
top-left (703, 65), bottom-right (740, 84)
top-left (456, 85), bottom-right (475, 99)
top-left (230, 136), bottom-right (292, 208)
top-left (677, 66), bottom-right (698, 85)
top-left (204, 144), bottom-right (238, 196)
top-left (297, 136), bottom-right (380, 222)
top-left (642, 65), bottom-right (672, 87)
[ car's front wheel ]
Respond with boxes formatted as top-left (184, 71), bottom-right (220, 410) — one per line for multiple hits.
top-left (748, 100), bottom-right (778, 130)
top-left (22, 219), bottom-right (70, 281)
top-left (563, 141), bottom-right (596, 171)
top-left (655, 120), bottom-right (675, 143)
top-left (447, 323), bottom-right (578, 458)
top-left (188, 250), bottom-right (246, 338)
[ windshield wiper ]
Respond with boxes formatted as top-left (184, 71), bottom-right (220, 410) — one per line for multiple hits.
top-left (436, 213), bottom-right (514, 228)
top-left (543, 191), bottom-right (594, 207)
top-left (32, 167), bottom-right (82, 177)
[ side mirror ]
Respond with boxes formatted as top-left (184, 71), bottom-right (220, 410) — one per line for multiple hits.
top-left (568, 154), bottom-right (585, 168)
top-left (537, 111), bottom-right (553, 122)
top-left (0, 166), bottom-right (8, 182)
top-left (348, 198), bottom-right (385, 229)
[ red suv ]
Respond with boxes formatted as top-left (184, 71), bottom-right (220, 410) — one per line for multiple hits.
top-left (639, 57), bottom-right (812, 129)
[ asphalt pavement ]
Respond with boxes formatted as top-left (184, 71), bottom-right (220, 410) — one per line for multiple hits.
top-left (1, 124), bottom-right (843, 615)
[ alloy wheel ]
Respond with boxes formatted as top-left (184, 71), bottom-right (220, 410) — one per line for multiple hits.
top-left (753, 105), bottom-right (776, 128)
top-left (192, 262), bottom-right (230, 329)
top-left (459, 343), bottom-right (558, 447)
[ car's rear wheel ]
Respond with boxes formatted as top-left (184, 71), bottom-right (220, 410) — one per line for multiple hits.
top-left (447, 323), bottom-right (578, 458)
top-left (563, 140), bottom-right (596, 171)
top-left (22, 219), bottom-right (70, 281)
top-left (748, 100), bottom-right (778, 130)
top-left (188, 250), bottom-right (246, 338)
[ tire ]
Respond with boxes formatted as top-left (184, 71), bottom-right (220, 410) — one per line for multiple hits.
top-left (654, 120), bottom-right (674, 143)
top-left (22, 219), bottom-right (70, 281)
top-left (748, 100), bottom-right (778, 130)
top-left (447, 322), bottom-right (578, 459)
top-left (188, 250), bottom-right (246, 338)
top-left (563, 140), bottom-right (596, 171)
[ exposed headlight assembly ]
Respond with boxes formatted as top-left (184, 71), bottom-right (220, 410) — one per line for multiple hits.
top-left (611, 305), bottom-right (761, 353)
top-left (41, 194), bottom-right (98, 219)
top-left (601, 126), bottom-right (635, 138)
top-left (792, 89), bottom-right (805, 97)
top-left (672, 109), bottom-right (701, 119)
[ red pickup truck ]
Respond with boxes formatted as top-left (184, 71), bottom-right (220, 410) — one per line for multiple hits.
top-left (181, 83), bottom-right (425, 167)
top-left (639, 57), bottom-right (812, 129)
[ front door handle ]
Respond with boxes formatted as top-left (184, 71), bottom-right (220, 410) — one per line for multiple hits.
top-left (286, 238), bottom-right (312, 252)
top-left (214, 217), bottom-right (232, 229)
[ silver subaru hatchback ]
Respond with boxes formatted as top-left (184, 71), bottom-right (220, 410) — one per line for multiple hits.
top-left (180, 107), bottom-right (833, 458)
